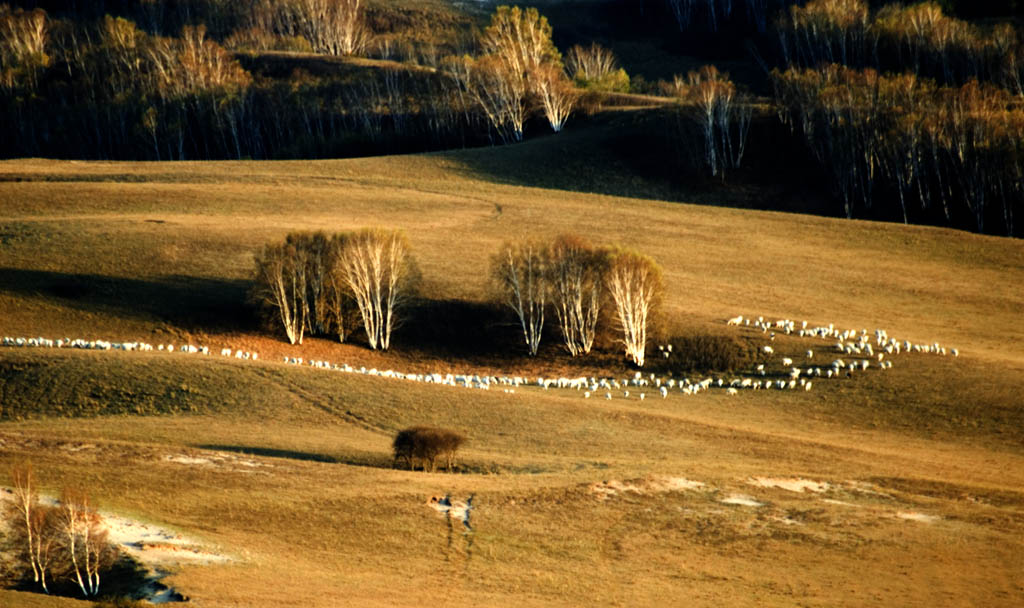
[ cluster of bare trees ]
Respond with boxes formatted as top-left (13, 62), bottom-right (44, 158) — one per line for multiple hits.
top-left (773, 64), bottom-right (1023, 235)
top-left (778, 0), bottom-right (1024, 91)
top-left (771, 0), bottom-right (1024, 235)
top-left (1, 3), bottom-right (591, 159)
top-left (0, 3), bottom-right (485, 159)
top-left (252, 229), bottom-right (418, 349)
top-left (1, 11), bottom-right (253, 160)
top-left (0, 5), bottom-right (49, 92)
top-left (6, 464), bottom-right (113, 598)
top-left (671, 65), bottom-right (752, 178)
top-left (237, 0), bottom-right (370, 56)
top-left (443, 6), bottom-right (578, 143)
top-left (491, 235), bottom-right (662, 366)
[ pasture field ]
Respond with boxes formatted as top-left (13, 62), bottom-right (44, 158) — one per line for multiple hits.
top-left (0, 143), bottom-right (1023, 606)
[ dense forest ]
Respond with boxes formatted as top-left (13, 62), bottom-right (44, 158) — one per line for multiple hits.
top-left (1, 0), bottom-right (1022, 236)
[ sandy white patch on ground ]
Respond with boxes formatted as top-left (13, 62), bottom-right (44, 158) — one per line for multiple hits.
top-left (163, 451), bottom-right (270, 471)
top-left (589, 476), bottom-right (707, 500)
top-left (720, 494), bottom-right (765, 507)
top-left (845, 481), bottom-right (894, 499)
top-left (896, 511), bottom-right (940, 523)
top-left (821, 498), bottom-right (860, 507)
top-left (659, 477), bottom-right (706, 491)
top-left (101, 511), bottom-right (231, 566)
top-left (749, 477), bottom-right (830, 493)
top-left (164, 455), bottom-right (213, 466)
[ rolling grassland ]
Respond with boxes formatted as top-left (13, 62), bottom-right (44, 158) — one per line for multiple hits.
top-left (0, 142), bottom-right (1023, 606)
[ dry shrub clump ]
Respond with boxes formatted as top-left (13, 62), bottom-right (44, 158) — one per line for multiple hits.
top-left (392, 426), bottom-right (465, 472)
top-left (654, 334), bottom-right (756, 374)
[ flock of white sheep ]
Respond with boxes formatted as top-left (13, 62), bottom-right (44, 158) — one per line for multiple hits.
top-left (1, 336), bottom-right (258, 359)
top-left (1, 313), bottom-right (959, 402)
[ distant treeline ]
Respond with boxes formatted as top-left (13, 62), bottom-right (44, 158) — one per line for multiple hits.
top-left (2, 0), bottom-right (1023, 236)
top-left (769, 0), bottom-right (1024, 237)
top-left (0, 6), bottom-right (490, 160)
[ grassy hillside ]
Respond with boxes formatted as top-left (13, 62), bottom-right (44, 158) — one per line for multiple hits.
top-left (1, 143), bottom-right (1023, 606)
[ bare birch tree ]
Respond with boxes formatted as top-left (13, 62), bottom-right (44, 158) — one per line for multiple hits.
top-left (252, 240), bottom-right (308, 345)
top-left (324, 232), bottom-right (351, 343)
top-left (479, 5), bottom-right (575, 134)
top-left (286, 231), bottom-right (331, 335)
top-left (548, 235), bottom-right (606, 357)
top-left (54, 487), bottom-right (109, 598)
top-left (479, 6), bottom-right (560, 80)
top-left (9, 463), bottom-right (43, 588)
top-left (445, 54), bottom-right (529, 144)
top-left (682, 65), bottom-right (752, 178)
top-left (492, 241), bottom-right (549, 356)
top-left (57, 487), bottom-right (89, 597)
top-left (29, 506), bottom-right (58, 594)
top-left (336, 228), bottom-right (415, 351)
top-left (606, 250), bottom-right (662, 367)
top-left (532, 64), bottom-right (579, 133)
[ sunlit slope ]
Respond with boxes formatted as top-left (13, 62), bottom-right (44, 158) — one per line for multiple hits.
top-left (1, 147), bottom-right (1021, 364)
top-left (2, 146), bottom-right (1024, 605)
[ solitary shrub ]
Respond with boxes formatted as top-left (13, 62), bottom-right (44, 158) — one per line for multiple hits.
top-left (393, 426), bottom-right (465, 472)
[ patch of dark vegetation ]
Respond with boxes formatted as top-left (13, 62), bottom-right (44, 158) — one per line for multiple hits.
top-left (650, 333), bottom-right (761, 374)
top-left (397, 298), bottom-right (512, 357)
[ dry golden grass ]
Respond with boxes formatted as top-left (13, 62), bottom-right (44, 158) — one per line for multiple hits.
top-left (1, 148), bottom-right (1023, 606)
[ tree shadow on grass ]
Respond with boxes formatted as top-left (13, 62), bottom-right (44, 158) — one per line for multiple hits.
top-left (197, 444), bottom-right (550, 475)
top-left (0, 267), bottom-right (253, 332)
top-left (195, 444), bottom-right (389, 468)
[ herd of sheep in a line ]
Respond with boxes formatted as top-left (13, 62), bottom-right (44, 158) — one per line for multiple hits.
top-left (1, 314), bottom-right (959, 401)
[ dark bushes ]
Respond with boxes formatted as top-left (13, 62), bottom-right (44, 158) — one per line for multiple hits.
top-left (392, 426), bottom-right (465, 472)
top-left (653, 334), bottom-right (756, 374)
